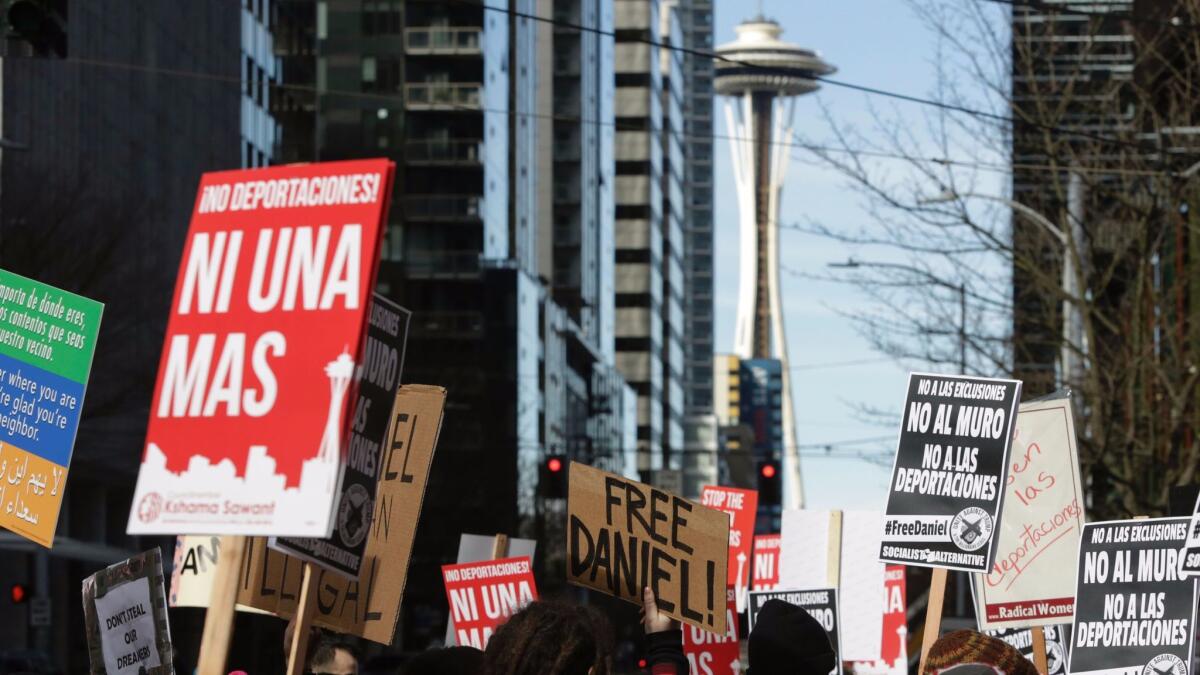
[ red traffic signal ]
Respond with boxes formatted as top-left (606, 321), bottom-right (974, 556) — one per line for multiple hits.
top-left (547, 457), bottom-right (563, 473)
top-left (10, 583), bottom-right (27, 604)
top-left (761, 463), bottom-right (777, 479)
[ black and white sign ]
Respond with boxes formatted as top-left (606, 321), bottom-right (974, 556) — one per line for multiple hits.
top-left (748, 588), bottom-right (842, 675)
top-left (1179, 493), bottom-right (1200, 578)
top-left (983, 625), bottom-right (1070, 674)
top-left (82, 548), bottom-right (173, 675)
top-left (272, 295), bottom-right (410, 578)
top-left (879, 373), bottom-right (1021, 573)
top-left (1069, 518), bottom-right (1196, 675)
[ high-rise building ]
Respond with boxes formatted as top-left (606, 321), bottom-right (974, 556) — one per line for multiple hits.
top-left (714, 17), bottom-right (834, 509)
top-left (713, 353), bottom-right (784, 531)
top-left (0, 2), bottom-right (257, 668)
top-left (272, 0), bottom-right (636, 648)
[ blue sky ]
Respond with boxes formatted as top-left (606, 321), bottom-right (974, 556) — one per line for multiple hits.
top-left (710, 1), bottom-right (1006, 509)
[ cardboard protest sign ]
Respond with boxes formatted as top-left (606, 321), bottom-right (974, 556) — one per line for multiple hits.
top-left (445, 533), bottom-right (537, 646)
top-left (973, 394), bottom-right (1083, 629)
top-left (880, 373), bottom-right (1022, 572)
top-left (166, 385), bottom-right (444, 644)
top-left (272, 295), bottom-right (410, 577)
top-left (567, 462), bottom-right (729, 632)
top-left (849, 565), bottom-right (908, 675)
top-left (700, 485), bottom-right (758, 610)
top-left (983, 625), bottom-right (1070, 675)
top-left (127, 159), bottom-right (396, 537)
top-left (82, 548), bottom-right (173, 675)
top-left (167, 535), bottom-right (268, 614)
top-left (1180, 492), bottom-right (1200, 577)
top-left (0, 269), bottom-right (102, 546)
top-left (1069, 518), bottom-right (1196, 675)
top-left (748, 588), bottom-right (842, 674)
top-left (441, 556), bottom-right (538, 649)
top-left (683, 587), bottom-right (741, 675)
top-left (752, 534), bottom-right (781, 591)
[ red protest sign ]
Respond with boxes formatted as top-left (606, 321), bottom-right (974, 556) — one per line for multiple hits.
top-left (442, 555), bottom-right (538, 649)
top-left (683, 587), bottom-right (741, 675)
top-left (127, 160), bottom-right (395, 537)
top-left (752, 534), bottom-right (781, 591)
top-left (701, 486), bottom-right (758, 593)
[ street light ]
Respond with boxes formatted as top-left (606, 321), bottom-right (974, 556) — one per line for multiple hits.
top-left (917, 188), bottom-right (1083, 387)
top-left (827, 258), bottom-right (967, 373)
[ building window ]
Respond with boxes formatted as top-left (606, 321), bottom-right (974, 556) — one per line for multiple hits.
top-left (362, 1), bottom-right (402, 35)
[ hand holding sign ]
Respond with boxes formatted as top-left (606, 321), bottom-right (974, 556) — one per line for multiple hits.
top-left (567, 462), bottom-right (728, 632)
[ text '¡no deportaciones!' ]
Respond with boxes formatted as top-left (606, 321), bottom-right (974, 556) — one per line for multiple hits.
top-left (571, 476), bottom-right (716, 624)
top-left (892, 381), bottom-right (1011, 502)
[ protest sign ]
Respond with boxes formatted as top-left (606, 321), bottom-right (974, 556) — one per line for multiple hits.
top-left (781, 509), bottom-right (840, 589)
top-left (752, 534), bottom-right (781, 591)
top-left (441, 555), bottom-right (538, 649)
top-left (167, 535), bottom-right (267, 615)
top-left (1180, 492), bottom-right (1200, 577)
top-left (166, 385), bottom-right (443, 644)
top-left (567, 462), bottom-right (729, 632)
top-left (880, 373), bottom-right (1022, 573)
top-left (271, 295), bottom-right (410, 577)
top-left (983, 625), bottom-right (1070, 675)
top-left (1069, 517), bottom-right (1196, 675)
top-left (838, 511), bottom-right (886, 661)
top-left (701, 485), bottom-right (758, 611)
top-left (748, 588), bottom-right (842, 675)
top-left (126, 159), bottom-right (396, 537)
top-left (445, 533), bottom-right (537, 646)
top-left (973, 394), bottom-right (1083, 629)
top-left (849, 565), bottom-right (908, 675)
top-left (0, 269), bottom-right (102, 546)
top-left (82, 548), bottom-right (173, 675)
top-left (683, 587), bottom-right (741, 675)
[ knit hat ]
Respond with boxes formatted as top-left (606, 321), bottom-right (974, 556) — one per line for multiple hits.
top-left (748, 599), bottom-right (836, 675)
top-left (924, 630), bottom-right (1039, 675)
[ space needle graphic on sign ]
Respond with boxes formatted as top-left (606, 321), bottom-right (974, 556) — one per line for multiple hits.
top-left (714, 16), bottom-right (834, 509)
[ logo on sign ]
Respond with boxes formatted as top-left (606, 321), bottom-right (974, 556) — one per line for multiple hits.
top-left (137, 493), bottom-right (163, 524)
top-left (951, 507), bottom-right (992, 551)
top-left (1047, 640), bottom-right (1065, 674)
top-left (1143, 654), bottom-right (1185, 675)
top-left (337, 483), bottom-right (373, 548)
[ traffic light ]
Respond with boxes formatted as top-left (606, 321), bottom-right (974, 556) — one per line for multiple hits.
top-left (758, 459), bottom-right (781, 505)
top-left (540, 454), bottom-right (567, 499)
top-left (7, 0), bottom-right (67, 58)
top-left (10, 582), bottom-right (27, 604)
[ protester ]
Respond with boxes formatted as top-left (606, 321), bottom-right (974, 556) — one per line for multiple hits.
top-left (639, 586), bottom-right (688, 674)
top-left (749, 598), bottom-right (837, 675)
top-left (402, 646), bottom-right (483, 675)
top-left (307, 639), bottom-right (359, 675)
top-left (481, 600), bottom-right (612, 675)
top-left (922, 630), bottom-right (1037, 675)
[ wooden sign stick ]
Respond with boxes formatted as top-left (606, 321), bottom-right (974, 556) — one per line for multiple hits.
top-left (1030, 628), bottom-right (1049, 675)
top-left (918, 567), bottom-right (949, 674)
top-left (491, 533), bottom-right (510, 560)
top-left (197, 535), bottom-right (247, 675)
top-left (286, 563), bottom-right (320, 675)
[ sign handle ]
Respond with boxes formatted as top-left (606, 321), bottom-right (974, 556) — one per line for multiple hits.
top-left (491, 533), bottom-right (510, 560)
top-left (918, 567), bottom-right (948, 673)
top-left (1031, 627), bottom-right (1048, 675)
top-left (286, 563), bottom-right (320, 675)
top-left (197, 535), bottom-right (247, 675)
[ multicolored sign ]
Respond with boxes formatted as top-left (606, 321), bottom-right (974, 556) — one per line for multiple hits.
top-left (126, 160), bottom-right (395, 536)
top-left (683, 587), bottom-right (741, 675)
top-left (441, 555), bottom-right (538, 650)
top-left (701, 485), bottom-right (758, 610)
top-left (973, 394), bottom-right (1083, 629)
top-left (0, 269), bottom-right (102, 547)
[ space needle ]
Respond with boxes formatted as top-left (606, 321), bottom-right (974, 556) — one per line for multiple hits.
top-left (715, 17), bottom-right (834, 509)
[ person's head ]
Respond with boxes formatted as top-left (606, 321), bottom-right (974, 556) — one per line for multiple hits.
top-left (747, 599), bottom-right (836, 675)
top-left (481, 601), bottom-right (612, 675)
top-left (308, 639), bottom-right (359, 675)
top-left (402, 646), bottom-right (484, 675)
top-left (923, 630), bottom-right (1038, 675)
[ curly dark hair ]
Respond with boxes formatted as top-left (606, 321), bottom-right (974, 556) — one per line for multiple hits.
top-left (481, 601), bottom-right (613, 675)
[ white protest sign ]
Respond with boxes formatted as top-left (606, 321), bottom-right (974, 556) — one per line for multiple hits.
top-left (973, 394), bottom-right (1084, 629)
top-left (95, 576), bottom-right (160, 673)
